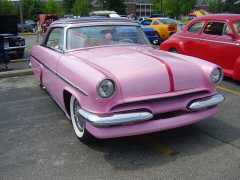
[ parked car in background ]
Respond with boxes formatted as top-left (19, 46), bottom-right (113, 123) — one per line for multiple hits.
top-left (140, 25), bottom-right (161, 44)
top-left (150, 14), bottom-right (164, 18)
top-left (141, 18), bottom-right (184, 40)
top-left (136, 17), bottom-right (148, 24)
top-left (160, 14), bottom-right (240, 81)
top-left (39, 14), bottom-right (58, 32)
top-left (0, 15), bottom-right (25, 58)
top-left (18, 19), bottom-right (36, 32)
top-left (30, 18), bottom-right (224, 143)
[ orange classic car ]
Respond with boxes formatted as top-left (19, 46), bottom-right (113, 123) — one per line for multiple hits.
top-left (141, 18), bottom-right (184, 40)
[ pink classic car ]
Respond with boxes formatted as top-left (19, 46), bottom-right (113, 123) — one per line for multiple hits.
top-left (30, 18), bottom-right (224, 143)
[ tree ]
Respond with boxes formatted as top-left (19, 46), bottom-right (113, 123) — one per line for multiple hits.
top-left (2, 0), bottom-right (16, 15)
top-left (22, 0), bottom-right (35, 19)
top-left (71, 0), bottom-right (91, 16)
top-left (151, 0), bottom-right (163, 14)
top-left (155, 0), bottom-right (197, 19)
top-left (45, 0), bottom-right (62, 16)
top-left (223, 0), bottom-right (240, 13)
top-left (28, 0), bottom-right (45, 22)
top-left (62, 0), bottom-right (75, 14)
top-left (99, 0), bottom-right (126, 15)
top-left (208, 0), bottom-right (224, 13)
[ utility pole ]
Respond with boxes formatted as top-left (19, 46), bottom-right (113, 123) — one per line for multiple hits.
top-left (19, 0), bottom-right (24, 33)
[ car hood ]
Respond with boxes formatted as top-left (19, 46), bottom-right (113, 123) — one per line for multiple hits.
top-left (72, 46), bottom-right (205, 100)
top-left (0, 15), bottom-right (18, 34)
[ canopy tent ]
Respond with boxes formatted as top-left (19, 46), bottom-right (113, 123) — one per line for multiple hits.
top-left (189, 9), bottom-right (211, 17)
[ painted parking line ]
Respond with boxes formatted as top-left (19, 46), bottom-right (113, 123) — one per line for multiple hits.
top-left (141, 135), bottom-right (174, 155)
top-left (217, 86), bottom-right (240, 95)
top-left (26, 48), bottom-right (31, 52)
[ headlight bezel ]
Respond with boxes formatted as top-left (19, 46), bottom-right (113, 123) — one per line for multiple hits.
top-left (97, 79), bottom-right (116, 99)
top-left (211, 67), bottom-right (223, 84)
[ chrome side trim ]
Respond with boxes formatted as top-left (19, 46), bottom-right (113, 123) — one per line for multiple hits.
top-left (175, 35), bottom-right (199, 40)
top-left (4, 46), bottom-right (26, 50)
top-left (30, 54), bottom-right (88, 96)
top-left (79, 109), bottom-right (153, 127)
top-left (175, 35), bottom-right (236, 46)
top-left (188, 94), bottom-right (225, 110)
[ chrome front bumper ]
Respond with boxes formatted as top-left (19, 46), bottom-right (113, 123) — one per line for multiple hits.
top-left (79, 93), bottom-right (224, 127)
top-left (79, 109), bottom-right (153, 127)
top-left (188, 93), bottom-right (225, 110)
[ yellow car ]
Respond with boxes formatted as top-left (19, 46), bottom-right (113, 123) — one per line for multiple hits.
top-left (141, 18), bottom-right (184, 40)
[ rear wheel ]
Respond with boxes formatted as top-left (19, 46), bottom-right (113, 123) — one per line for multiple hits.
top-left (169, 48), bottom-right (179, 54)
top-left (70, 95), bottom-right (93, 143)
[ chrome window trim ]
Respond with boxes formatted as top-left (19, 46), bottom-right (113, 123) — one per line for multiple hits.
top-left (63, 25), bottom-right (151, 52)
top-left (175, 35), bottom-right (237, 46)
top-left (30, 54), bottom-right (88, 96)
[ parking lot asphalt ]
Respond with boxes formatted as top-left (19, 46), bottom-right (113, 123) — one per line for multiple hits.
top-left (1, 35), bottom-right (240, 179)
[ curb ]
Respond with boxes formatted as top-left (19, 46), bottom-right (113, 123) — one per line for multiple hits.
top-left (10, 59), bottom-right (30, 63)
top-left (19, 33), bottom-right (36, 35)
top-left (0, 69), bottom-right (33, 78)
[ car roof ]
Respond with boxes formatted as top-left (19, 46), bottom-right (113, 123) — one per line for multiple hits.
top-left (52, 17), bottom-right (137, 25)
top-left (192, 14), bottom-right (240, 22)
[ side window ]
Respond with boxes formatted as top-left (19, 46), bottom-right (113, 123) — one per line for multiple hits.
top-left (203, 22), bottom-right (225, 36)
top-left (153, 21), bottom-right (159, 25)
top-left (142, 20), bottom-right (152, 25)
top-left (188, 22), bottom-right (204, 33)
top-left (223, 24), bottom-right (232, 35)
top-left (233, 21), bottom-right (240, 35)
top-left (45, 28), bottom-right (63, 50)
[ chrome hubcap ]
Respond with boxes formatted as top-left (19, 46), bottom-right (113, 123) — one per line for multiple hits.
top-left (74, 100), bottom-right (84, 132)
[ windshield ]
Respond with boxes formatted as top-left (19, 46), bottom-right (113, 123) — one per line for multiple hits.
top-left (66, 25), bottom-right (150, 50)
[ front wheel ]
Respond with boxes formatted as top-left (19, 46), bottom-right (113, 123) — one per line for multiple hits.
top-left (70, 95), bottom-right (93, 143)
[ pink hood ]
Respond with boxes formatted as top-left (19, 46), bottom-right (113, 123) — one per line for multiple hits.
top-left (72, 46), bottom-right (204, 100)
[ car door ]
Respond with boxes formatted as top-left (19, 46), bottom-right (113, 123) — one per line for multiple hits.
top-left (40, 27), bottom-right (64, 98)
top-left (199, 21), bottom-right (239, 75)
top-left (180, 21), bottom-right (204, 57)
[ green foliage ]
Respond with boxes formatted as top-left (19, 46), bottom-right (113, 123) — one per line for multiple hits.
top-left (223, 0), bottom-right (240, 13)
top-left (2, 0), bottom-right (16, 15)
top-left (45, 0), bottom-right (62, 16)
top-left (99, 0), bottom-right (126, 15)
top-left (163, 0), bottom-right (196, 19)
top-left (209, 0), bottom-right (240, 13)
top-left (62, 0), bottom-right (75, 14)
top-left (151, 0), bottom-right (196, 19)
top-left (28, 0), bottom-right (45, 22)
top-left (208, 0), bottom-right (224, 13)
top-left (71, 0), bottom-right (91, 16)
top-left (151, 0), bottom-right (163, 14)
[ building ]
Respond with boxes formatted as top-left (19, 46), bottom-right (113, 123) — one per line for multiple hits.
top-left (195, 0), bottom-right (209, 11)
top-left (124, 0), bottom-right (153, 17)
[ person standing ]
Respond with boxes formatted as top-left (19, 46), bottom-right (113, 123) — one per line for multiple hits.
top-left (35, 19), bottom-right (44, 42)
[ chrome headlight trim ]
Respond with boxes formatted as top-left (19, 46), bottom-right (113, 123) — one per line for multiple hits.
top-left (97, 79), bottom-right (116, 99)
top-left (211, 67), bottom-right (223, 83)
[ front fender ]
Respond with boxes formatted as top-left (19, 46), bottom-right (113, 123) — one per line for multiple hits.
top-left (160, 38), bottom-right (186, 55)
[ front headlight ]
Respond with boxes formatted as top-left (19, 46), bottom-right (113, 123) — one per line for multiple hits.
top-left (211, 67), bottom-right (223, 83)
top-left (98, 79), bottom-right (116, 99)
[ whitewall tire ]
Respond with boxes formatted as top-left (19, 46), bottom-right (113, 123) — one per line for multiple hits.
top-left (70, 95), bottom-right (92, 143)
